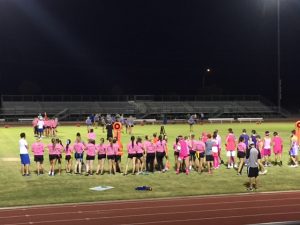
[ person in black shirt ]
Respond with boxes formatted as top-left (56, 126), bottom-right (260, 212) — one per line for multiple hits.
top-left (106, 122), bottom-right (113, 140)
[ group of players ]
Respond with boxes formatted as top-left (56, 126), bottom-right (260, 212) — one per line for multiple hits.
top-left (19, 123), bottom-right (299, 178)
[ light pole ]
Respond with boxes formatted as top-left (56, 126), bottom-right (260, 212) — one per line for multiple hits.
top-left (202, 68), bottom-right (211, 88)
top-left (277, 0), bottom-right (281, 113)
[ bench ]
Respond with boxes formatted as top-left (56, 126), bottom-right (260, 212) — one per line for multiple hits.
top-left (237, 118), bottom-right (263, 123)
top-left (134, 119), bottom-right (156, 125)
top-left (0, 119), bottom-right (5, 122)
top-left (18, 118), bottom-right (34, 123)
top-left (208, 118), bottom-right (235, 123)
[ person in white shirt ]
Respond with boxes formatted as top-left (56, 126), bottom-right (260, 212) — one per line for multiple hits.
top-left (19, 133), bottom-right (30, 176)
top-left (37, 118), bottom-right (45, 138)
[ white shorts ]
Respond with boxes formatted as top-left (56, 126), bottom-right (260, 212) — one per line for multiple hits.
top-left (226, 151), bottom-right (236, 157)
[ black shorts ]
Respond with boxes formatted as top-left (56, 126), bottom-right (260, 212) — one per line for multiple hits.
top-left (98, 154), bottom-right (106, 160)
top-left (107, 155), bottom-right (115, 160)
top-left (65, 155), bottom-right (71, 161)
top-left (190, 150), bottom-right (196, 160)
top-left (34, 155), bottom-right (44, 163)
top-left (128, 153), bottom-right (137, 159)
top-left (237, 151), bottom-right (246, 159)
top-left (248, 167), bottom-right (259, 178)
top-left (49, 154), bottom-right (57, 161)
top-left (136, 153), bottom-right (143, 159)
top-left (86, 155), bottom-right (95, 160)
top-left (174, 151), bottom-right (179, 157)
top-left (199, 152), bottom-right (205, 159)
top-left (206, 155), bottom-right (214, 162)
top-left (115, 155), bottom-right (121, 162)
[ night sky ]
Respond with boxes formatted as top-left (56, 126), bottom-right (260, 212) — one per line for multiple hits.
top-left (0, 0), bottom-right (299, 108)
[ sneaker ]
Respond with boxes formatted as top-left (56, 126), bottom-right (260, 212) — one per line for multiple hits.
top-left (234, 164), bottom-right (238, 169)
top-left (185, 170), bottom-right (189, 175)
top-left (176, 170), bottom-right (179, 175)
top-left (247, 187), bottom-right (254, 192)
top-left (237, 172), bottom-right (242, 176)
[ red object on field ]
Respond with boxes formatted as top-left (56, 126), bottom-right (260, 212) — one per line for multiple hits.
top-left (295, 121), bottom-right (300, 144)
top-left (4, 124), bottom-right (9, 128)
top-left (76, 124), bottom-right (80, 127)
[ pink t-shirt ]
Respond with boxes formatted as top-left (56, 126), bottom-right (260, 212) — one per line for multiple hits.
top-left (173, 143), bottom-right (179, 153)
top-left (202, 133), bottom-right (208, 143)
top-left (65, 145), bottom-right (73, 156)
top-left (88, 132), bottom-right (96, 140)
top-left (127, 142), bottom-right (137, 154)
top-left (113, 143), bottom-right (119, 155)
top-left (32, 118), bottom-right (38, 127)
top-left (55, 144), bottom-right (64, 155)
top-left (47, 144), bottom-right (56, 155)
top-left (73, 142), bottom-right (85, 154)
top-left (273, 136), bottom-right (283, 151)
top-left (188, 139), bottom-right (197, 151)
top-left (155, 140), bottom-right (166, 153)
top-left (135, 142), bottom-right (144, 154)
top-left (144, 141), bottom-right (155, 153)
top-left (32, 142), bottom-right (44, 156)
top-left (96, 144), bottom-right (106, 155)
top-left (106, 144), bottom-right (115, 156)
top-left (237, 142), bottom-right (246, 152)
top-left (179, 140), bottom-right (189, 158)
top-left (86, 143), bottom-right (96, 156)
top-left (195, 140), bottom-right (205, 153)
top-left (226, 133), bottom-right (236, 151)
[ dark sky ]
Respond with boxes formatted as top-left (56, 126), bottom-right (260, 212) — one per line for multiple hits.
top-left (0, 0), bottom-right (299, 107)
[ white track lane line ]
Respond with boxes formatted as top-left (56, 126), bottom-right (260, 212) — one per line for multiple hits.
top-left (2, 203), bottom-right (300, 225)
top-left (1, 190), bottom-right (300, 211)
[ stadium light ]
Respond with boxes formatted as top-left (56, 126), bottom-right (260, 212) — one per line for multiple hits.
top-left (202, 68), bottom-right (211, 88)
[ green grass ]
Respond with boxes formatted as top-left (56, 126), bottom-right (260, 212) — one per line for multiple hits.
top-left (0, 122), bottom-right (299, 207)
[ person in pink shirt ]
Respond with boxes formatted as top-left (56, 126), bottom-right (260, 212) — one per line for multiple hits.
top-left (188, 134), bottom-right (197, 171)
top-left (87, 129), bottom-right (96, 141)
top-left (55, 139), bottom-right (65, 175)
top-left (124, 136), bottom-right (137, 175)
top-left (272, 132), bottom-right (283, 166)
top-left (201, 132), bottom-right (208, 143)
top-left (113, 138), bottom-right (122, 173)
top-left (96, 138), bottom-right (106, 175)
top-left (46, 138), bottom-right (57, 176)
top-left (73, 133), bottom-right (85, 174)
top-left (173, 137), bottom-right (180, 170)
top-left (106, 137), bottom-right (116, 175)
top-left (155, 135), bottom-right (167, 172)
top-left (225, 128), bottom-right (237, 169)
top-left (135, 137), bottom-right (144, 174)
top-left (65, 139), bottom-right (73, 173)
top-left (85, 139), bottom-right (96, 176)
top-left (32, 117), bottom-right (38, 137)
top-left (195, 137), bottom-right (205, 172)
top-left (176, 136), bottom-right (190, 175)
top-left (44, 119), bottom-right (50, 137)
top-left (144, 135), bottom-right (156, 173)
top-left (263, 131), bottom-right (272, 167)
top-left (31, 137), bottom-right (45, 175)
top-left (237, 136), bottom-right (246, 175)
top-left (212, 133), bottom-right (220, 169)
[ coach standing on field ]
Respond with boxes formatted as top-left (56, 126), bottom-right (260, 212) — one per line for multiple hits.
top-left (246, 142), bottom-right (261, 191)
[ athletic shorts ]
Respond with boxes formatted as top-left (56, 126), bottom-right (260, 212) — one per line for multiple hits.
top-left (107, 155), bottom-right (115, 160)
top-left (115, 155), bottom-right (121, 162)
top-left (65, 155), bottom-right (71, 161)
top-left (128, 153), bottom-right (137, 159)
top-left (237, 151), bottom-right (246, 159)
top-left (38, 128), bottom-right (43, 133)
top-left (273, 148), bottom-right (282, 154)
top-left (263, 148), bottom-right (271, 156)
top-left (174, 151), bottom-right (179, 157)
top-left (20, 154), bottom-right (30, 165)
top-left (34, 155), bottom-right (44, 163)
top-left (226, 151), bottom-right (236, 157)
top-left (49, 154), bottom-right (57, 161)
top-left (247, 167), bottom-right (259, 178)
top-left (136, 153), bottom-right (143, 159)
top-left (199, 152), bottom-right (205, 159)
top-left (98, 154), bottom-right (106, 160)
top-left (86, 155), bottom-right (95, 160)
top-left (74, 152), bottom-right (84, 160)
top-left (206, 155), bottom-right (214, 162)
top-left (178, 155), bottom-right (188, 162)
top-left (290, 147), bottom-right (299, 156)
top-left (190, 150), bottom-right (196, 159)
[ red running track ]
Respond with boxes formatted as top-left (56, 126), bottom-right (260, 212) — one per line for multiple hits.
top-left (1, 191), bottom-right (300, 225)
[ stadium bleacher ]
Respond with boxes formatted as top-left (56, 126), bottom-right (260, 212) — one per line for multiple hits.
top-left (0, 95), bottom-right (288, 121)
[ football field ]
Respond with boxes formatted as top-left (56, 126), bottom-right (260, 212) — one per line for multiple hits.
top-left (0, 122), bottom-right (299, 207)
